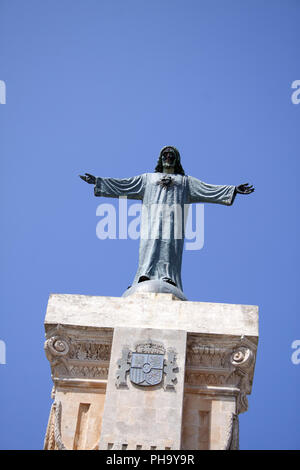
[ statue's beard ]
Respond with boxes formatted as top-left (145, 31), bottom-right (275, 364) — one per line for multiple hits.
top-left (162, 160), bottom-right (176, 169)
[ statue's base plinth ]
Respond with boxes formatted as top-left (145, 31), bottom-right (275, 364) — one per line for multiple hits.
top-left (43, 292), bottom-right (258, 450)
top-left (122, 279), bottom-right (187, 301)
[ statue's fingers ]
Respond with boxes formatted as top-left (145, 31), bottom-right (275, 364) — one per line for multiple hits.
top-left (85, 173), bottom-right (94, 178)
top-left (79, 175), bottom-right (86, 180)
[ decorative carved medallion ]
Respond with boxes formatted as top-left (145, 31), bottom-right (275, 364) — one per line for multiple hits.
top-left (116, 342), bottom-right (178, 389)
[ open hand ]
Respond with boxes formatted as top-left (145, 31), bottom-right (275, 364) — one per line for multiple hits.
top-left (235, 183), bottom-right (254, 194)
top-left (79, 173), bottom-right (96, 184)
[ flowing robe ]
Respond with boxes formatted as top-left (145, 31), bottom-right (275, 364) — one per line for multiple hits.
top-left (95, 173), bottom-right (236, 292)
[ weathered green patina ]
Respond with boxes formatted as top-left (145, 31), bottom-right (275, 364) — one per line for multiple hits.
top-left (80, 146), bottom-right (254, 296)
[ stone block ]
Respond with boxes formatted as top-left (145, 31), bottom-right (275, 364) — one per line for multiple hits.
top-left (43, 292), bottom-right (258, 451)
top-left (98, 327), bottom-right (187, 450)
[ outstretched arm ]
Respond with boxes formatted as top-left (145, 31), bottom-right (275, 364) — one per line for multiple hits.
top-left (188, 176), bottom-right (236, 205)
top-left (188, 176), bottom-right (254, 206)
top-left (79, 173), bottom-right (146, 200)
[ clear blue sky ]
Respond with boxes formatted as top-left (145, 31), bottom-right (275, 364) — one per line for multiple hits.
top-left (0, 0), bottom-right (299, 450)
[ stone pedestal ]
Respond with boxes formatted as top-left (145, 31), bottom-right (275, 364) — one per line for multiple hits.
top-left (43, 292), bottom-right (258, 450)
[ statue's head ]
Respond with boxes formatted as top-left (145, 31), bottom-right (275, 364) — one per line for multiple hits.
top-left (155, 146), bottom-right (185, 175)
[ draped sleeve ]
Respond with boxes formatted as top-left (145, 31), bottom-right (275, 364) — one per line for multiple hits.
top-left (187, 176), bottom-right (236, 206)
top-left (94, 174), bottom-right (146, 200)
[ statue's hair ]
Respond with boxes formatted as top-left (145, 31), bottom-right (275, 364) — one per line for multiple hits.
top-left (154, 146), bottom-right (185, 175)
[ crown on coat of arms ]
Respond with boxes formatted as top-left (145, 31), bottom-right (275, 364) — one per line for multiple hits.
top-left (135, 342), bottom-right (165, 355)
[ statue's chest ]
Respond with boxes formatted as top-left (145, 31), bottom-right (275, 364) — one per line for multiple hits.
top-left (144, 174), bottom-right (186, 203)
top-left (155, 174), bottom-right (177, 190)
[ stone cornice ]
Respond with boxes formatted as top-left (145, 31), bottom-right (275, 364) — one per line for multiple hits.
top-left (185, 334), bottom-right (257, 414)
top-left (44, 323), bottom-right (112, 386)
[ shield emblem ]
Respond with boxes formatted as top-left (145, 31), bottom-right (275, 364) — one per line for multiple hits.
top-left (130, 352), bottom-right (164, 386)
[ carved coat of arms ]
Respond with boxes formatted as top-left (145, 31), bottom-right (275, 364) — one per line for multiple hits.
top-left (130, 352), bottom-right (164, 386)
top-left (116, 342), bottom-right (178, 390)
